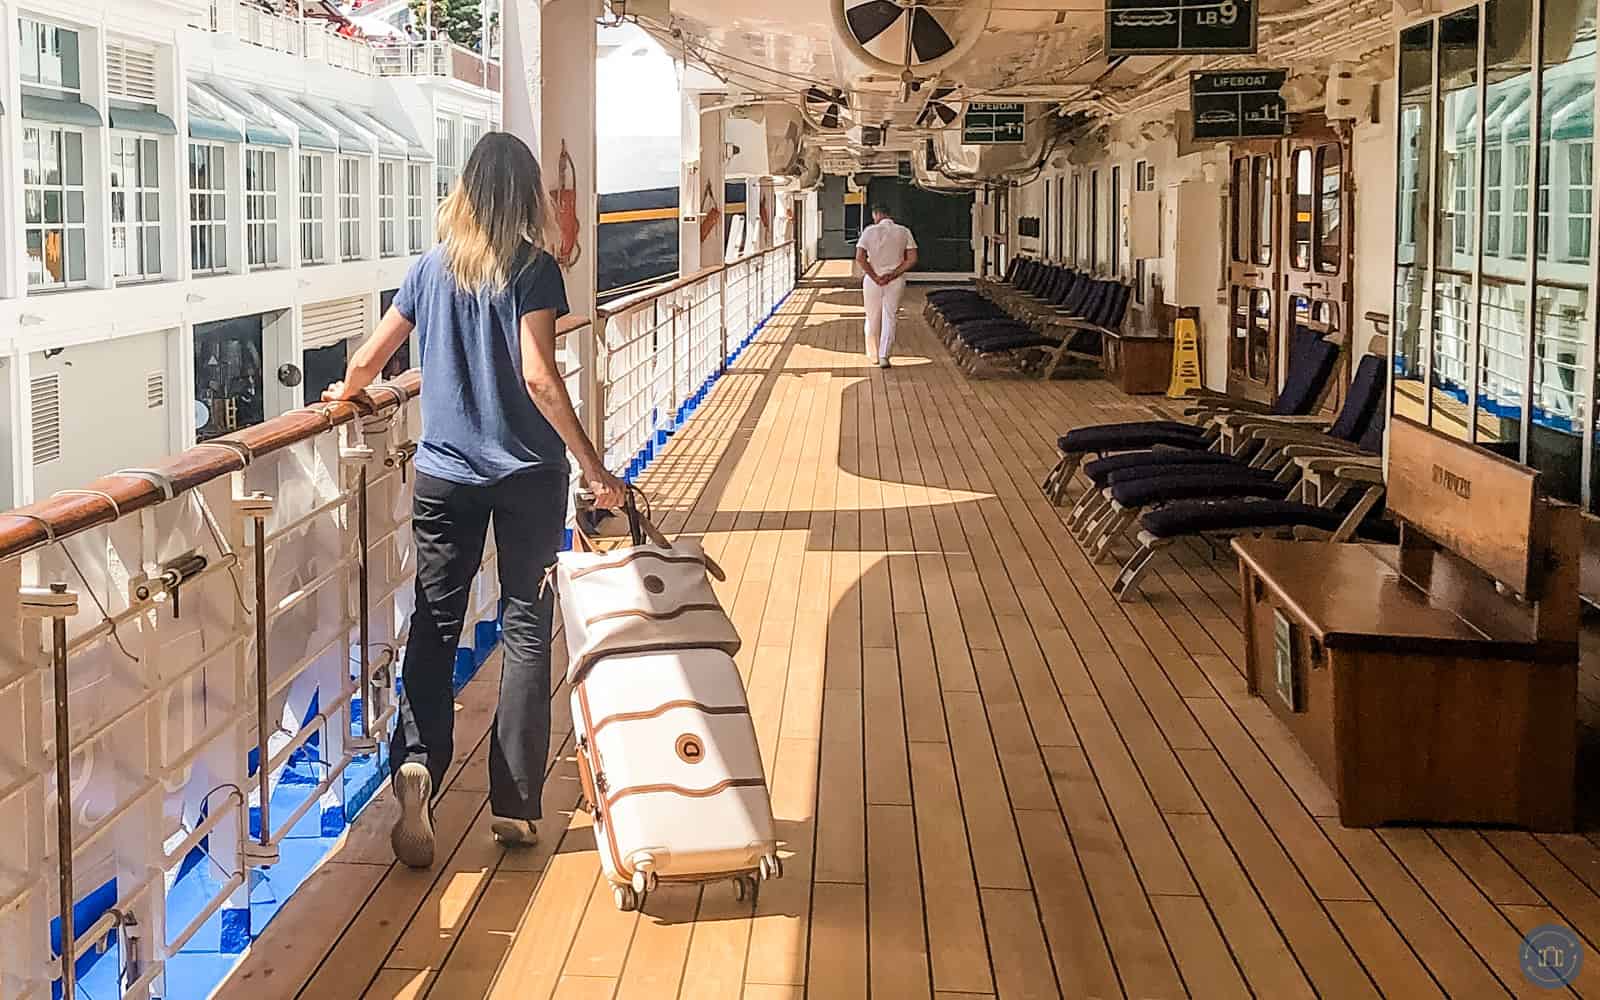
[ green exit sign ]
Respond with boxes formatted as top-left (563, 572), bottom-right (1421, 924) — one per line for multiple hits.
top-left (962, 103), bottom-right (1026, 145)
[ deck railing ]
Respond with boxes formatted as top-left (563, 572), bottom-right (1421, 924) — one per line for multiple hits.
top-left (206, 3), bottom-right (500, 85)
top-left (594, 242), bottom-right (796, 478)
top-left (0, 317), bottom-right (593, 1000)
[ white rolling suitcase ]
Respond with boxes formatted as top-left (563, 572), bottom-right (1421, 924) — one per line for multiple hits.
top-left (556, 493), bottom-right (780, 911)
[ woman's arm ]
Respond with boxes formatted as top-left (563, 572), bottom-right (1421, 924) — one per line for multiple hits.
top-left (519, 308), bottom-right (626, 508)
top-left (323, 306), bottom-right (415, 402)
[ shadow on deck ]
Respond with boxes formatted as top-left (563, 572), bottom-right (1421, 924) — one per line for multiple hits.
top-left (217, 287), bottom-right (1600, 1000)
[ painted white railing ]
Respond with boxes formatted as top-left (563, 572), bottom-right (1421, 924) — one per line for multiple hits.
top-left (594, 243), bottom-right (796, 479)
top-left (0, 317), bottom-right (593, 1000)
top-left (207, 3), bottom-right (501, 82)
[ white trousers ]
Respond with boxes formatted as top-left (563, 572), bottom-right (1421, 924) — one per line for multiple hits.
top-left (862, 276), bottom-right (906, 360)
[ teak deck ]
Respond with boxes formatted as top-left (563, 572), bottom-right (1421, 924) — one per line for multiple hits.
top-left (218, 286), bottom-right (1600, 1000)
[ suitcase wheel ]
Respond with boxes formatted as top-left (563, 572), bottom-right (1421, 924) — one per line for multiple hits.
top-left (614, 884), bottom-right (641, 912)
top-left (733, 874), bottom-right (760, 904)
top-left (759, 854), bottom-right (784, 881)
top-left (632, 868), bottom-right (659, 895)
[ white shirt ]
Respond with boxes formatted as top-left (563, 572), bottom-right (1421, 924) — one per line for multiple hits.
top-left (857, 219), bottom-right (918, 275)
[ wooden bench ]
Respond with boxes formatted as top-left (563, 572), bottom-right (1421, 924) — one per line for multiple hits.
top-left (1233, 415), bottom-right (1579, 830)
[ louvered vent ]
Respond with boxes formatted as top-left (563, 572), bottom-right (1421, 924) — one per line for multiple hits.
top-left (302, 296), bottom-right (369, 349)
top-left (31, 374), bottom-right (62, 465)
top-left (146, 371), bottom-right (165, 409)
top-left (107, 39), bottom-right (159, 105)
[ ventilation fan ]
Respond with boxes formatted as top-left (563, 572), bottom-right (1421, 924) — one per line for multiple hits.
top-left (914, 87), bottom-right (961, 128)
top-left (804, 86), bottom-right (851, 130)
top-left (830, 0), bottom-right (991, 79)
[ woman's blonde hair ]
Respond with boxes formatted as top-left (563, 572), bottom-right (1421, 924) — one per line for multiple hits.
top-left (436, 132), bottom-right (551, 292)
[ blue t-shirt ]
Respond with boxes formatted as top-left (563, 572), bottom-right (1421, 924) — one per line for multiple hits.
top-left (394, 244), bottom-right (570, 485)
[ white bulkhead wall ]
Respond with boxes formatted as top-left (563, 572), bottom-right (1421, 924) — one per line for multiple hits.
top-left (1011, 77), bottom-right (1397, 393)
top-left (0, 0), bottom-right (500, 504)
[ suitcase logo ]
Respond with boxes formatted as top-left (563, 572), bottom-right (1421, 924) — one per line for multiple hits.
top-left (676, 734), bottom-right (705, 764)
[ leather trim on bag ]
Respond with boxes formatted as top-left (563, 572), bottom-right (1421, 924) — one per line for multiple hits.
top-left (566, 549), bottom-right (711, 579)
top-left (582, 602), bottom-right (727, 627)
top-left (590, 700), bottom-right (751, 738)
top-left (604, 777), bottom-right (766, 808)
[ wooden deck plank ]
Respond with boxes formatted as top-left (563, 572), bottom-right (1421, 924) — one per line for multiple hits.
top-left (198, 285), bottom-right (1600, 1000)
top-left (1149, 894), bottom-right (1251, 1000)
top-left (909, 740), bottom-right (995, 994)
top-left (868, 803), bottom-right (934, 1000)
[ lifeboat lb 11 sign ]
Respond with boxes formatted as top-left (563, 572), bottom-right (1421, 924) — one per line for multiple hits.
top-left (1190, 69), bottom-right (1288, 139)
top-left (1106, 0), bottom-right (1257, 56)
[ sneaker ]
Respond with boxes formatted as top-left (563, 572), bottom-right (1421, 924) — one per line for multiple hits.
top-left (878, 357), bottom-right (891, 369)
top-left (390, 762), bottom-right (436, 868)
top-left (491, 816), bottom-right (540, 847)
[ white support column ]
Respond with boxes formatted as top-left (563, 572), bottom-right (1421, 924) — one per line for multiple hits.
top-left (503, 0), bottom-right (598, 317)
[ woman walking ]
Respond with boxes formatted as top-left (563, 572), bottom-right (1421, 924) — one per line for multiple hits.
top-left (325, 133), bottom-right (625, 867)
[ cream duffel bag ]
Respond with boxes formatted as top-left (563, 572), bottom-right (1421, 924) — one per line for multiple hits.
top-left (555, 490), bottom-right (739, 681)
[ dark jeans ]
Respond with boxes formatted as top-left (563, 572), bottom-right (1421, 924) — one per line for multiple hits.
top-left (391, 467), bottom-right (568, 820)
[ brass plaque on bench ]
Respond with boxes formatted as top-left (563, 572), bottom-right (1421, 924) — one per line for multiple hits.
top-left (1387, 415), bottom-right (1540, 595)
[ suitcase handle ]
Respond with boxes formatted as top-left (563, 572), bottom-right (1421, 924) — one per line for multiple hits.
top-left (576, 741), bottom-right (601, 818)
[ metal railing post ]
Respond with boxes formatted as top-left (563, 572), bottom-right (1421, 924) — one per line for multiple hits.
top-left (236, 492), bottom-right (279, 866)
top-left (341, 423), bottom-right (378, 753)
top-left (586, 318), bottom-right (605, 462)
top-left (23, 583), bottom-right (81, 1000)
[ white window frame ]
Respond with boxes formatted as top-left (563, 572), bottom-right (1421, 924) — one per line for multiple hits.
top-left (23, 124), bottom-right (88, 289)
top-left (379, 160), bottom-right (402, 257)
top-left (189, 141), bottom-right (228, 275)
top-left (1566, 141), bottom-right (1591, 264)
top-left (110, 133), bottom-right (162, 283)
top-left (1484, 144), bottom-right (1503, 257)
top-left (246, 147), bottom-right (280, 269)
top-left (407, 162), bottom-right (428, 252)
top-left (18, 18), bottom-right (81, 99)
top-left (1511, 142), bottom-right (1530, 260)
top-left (338, 156), bottom-right (362, 261)
top-left (436, 116), bottom-right (458, 199)
top-left (300, 152), bottom-right (326, 265)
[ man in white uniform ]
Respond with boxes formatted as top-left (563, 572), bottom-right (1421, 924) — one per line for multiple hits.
top-left (855, 205), bottom-right (919, 368)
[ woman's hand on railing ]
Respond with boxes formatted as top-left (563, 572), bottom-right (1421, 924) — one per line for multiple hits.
top-left (321, 380), bottom-right (362, 403)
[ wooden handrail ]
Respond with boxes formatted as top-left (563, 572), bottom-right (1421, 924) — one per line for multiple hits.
top-left (595, 243), bottom-right (789, 320)
top-left (0, 313), bottom-right (595, 563)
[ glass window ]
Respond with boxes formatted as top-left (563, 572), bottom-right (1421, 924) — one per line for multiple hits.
top-left (246, 148), bottom-right (279, 269)
top-left (1430, 5), bottom-right (1479, 443)
top-left (1566, 142), bottom-right (1592, 264)
top-left (1110, 164), bottom-right (1123, 274)
top-left (1070, 173), bottom-right (1081, 264)
top-left (195, 315), bottom-right (266, 441)
top-left (380, 161), bottom-right (401, 257)
top-left (407, 162), bottom-right (427, 252)
top-left (1474, 0), bottom-right (1534, 455)
top-left (1315, 144), bottom-right (1343, 274)
top-left (1089, 170), bottom-right (1100, 270)
top-left (18, 19), bottom-right (80, 95)
top-left (1485, 146), bottom-right (1504, 256)
top-left (1251, 155), bottom-right (1274, 267)
top-left (1291, 148), bottom-right (1314, 269)
top-left (1533, 0), bottom-right (1593, 504)
top-left (110, 135), bottom-right (161, 282)
top-left (189, 143), bottom-right (228, 274)
top-left (1392, 23), bottom-right (1434, 428)
top-left (1043, 183), bottom-right (1050, 261)
top-left (1055, 175), bottom-right (1065, 260)
top-left (1511, 143), bottom-right (1532, 258)
top-left (24, 126), bottom-right (88, 288)
top-left (1232, 157), bottom-right (1249, 264)
top-left (338, 157), bottom-right (362, 261)
top-left (436, 116), bottom-right (458, 199)
top-left (300, 153), bottom-right (325, 264)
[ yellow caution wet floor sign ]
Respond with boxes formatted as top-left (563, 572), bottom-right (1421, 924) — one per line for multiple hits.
top-left (1168, 317), bottom-right (1202, 398)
